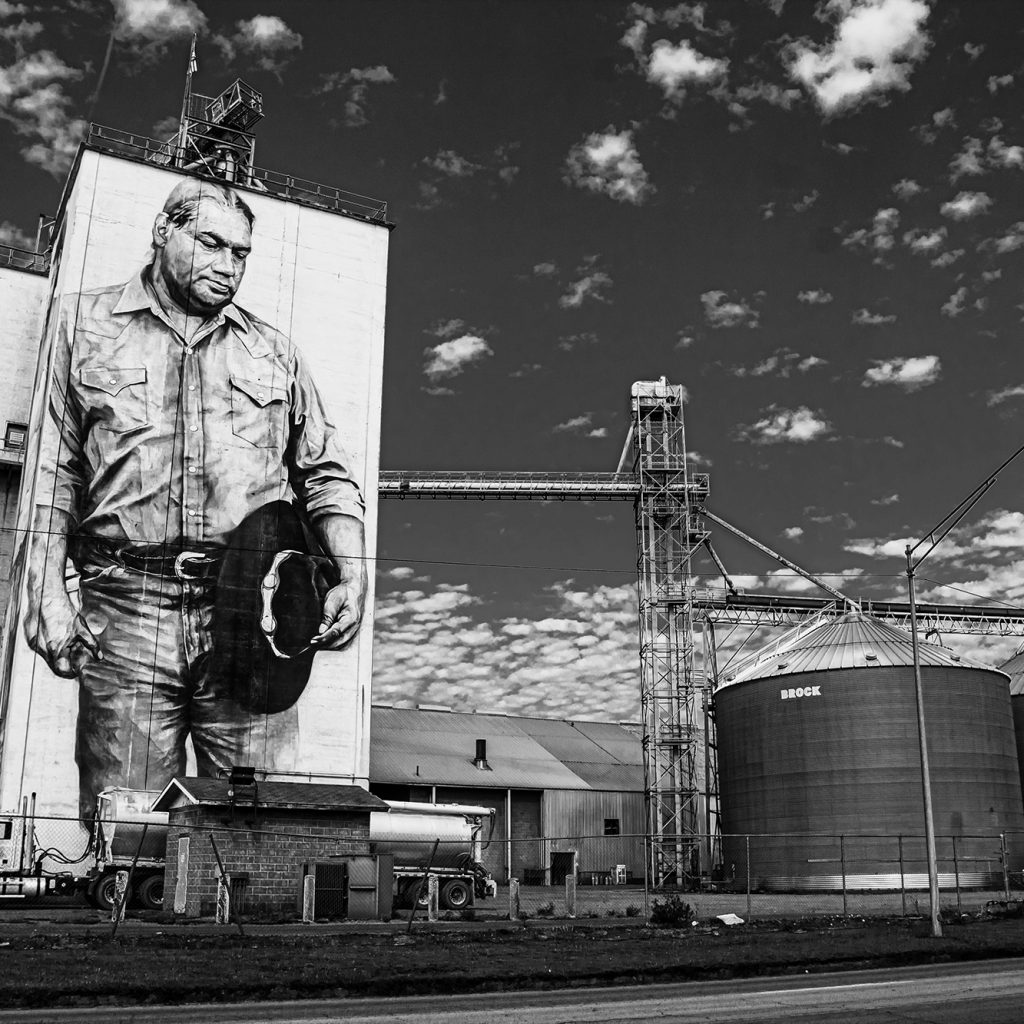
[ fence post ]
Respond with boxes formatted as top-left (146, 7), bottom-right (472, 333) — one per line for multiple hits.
top-left (426, 874), bottom-right (439, 922)
top-left (1001, 833), bottom-right (1010, 901)
top-left (301, 874), bottom-right (315, 923)
top-left (745, 835), bottom-right (752, 920)
top-left (509, 878), bottom-right (520, 922)
top-left (215, 874), bottom-right (232, 925)
top-left (840, 835), bottom-right (847, 917)
top-left (952, 836), bottom-right (961, 918)
top-left (898, 835), bottom-right (906, 918)
top-left (565, 874), bottom-right (577, 919)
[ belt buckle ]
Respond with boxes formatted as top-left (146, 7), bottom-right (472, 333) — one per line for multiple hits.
top-left (174, 550), bottom-right (209, 581)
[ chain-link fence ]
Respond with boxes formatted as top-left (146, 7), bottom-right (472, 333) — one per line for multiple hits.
top-left (3, 809), bottom-right (1023, 924)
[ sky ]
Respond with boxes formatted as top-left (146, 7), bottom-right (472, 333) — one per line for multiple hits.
top-left (3, 0), bottom-right (1024, 724)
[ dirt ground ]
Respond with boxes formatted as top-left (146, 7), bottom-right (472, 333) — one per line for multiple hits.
top-left (2, 904), bottom-right (1024, 1009)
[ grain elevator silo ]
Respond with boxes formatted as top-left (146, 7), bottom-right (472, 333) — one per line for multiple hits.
top-left (714, 612), bottom-right (1024, 891)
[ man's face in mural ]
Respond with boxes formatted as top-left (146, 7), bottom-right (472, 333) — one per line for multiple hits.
top-left (152, 198), bottom-right (252, 316)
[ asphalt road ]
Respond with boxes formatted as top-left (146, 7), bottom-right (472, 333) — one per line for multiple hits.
top-left (2, 958), bottom-right (1023, 1024)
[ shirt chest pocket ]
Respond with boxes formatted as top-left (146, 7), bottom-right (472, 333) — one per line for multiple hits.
top-left (230, 376), bottom-right (288, 449)
top-left (79, 367), bottom-right (149, 433)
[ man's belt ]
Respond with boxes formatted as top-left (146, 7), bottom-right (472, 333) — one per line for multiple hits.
top-left (81, 542), bottom-right (222, 581)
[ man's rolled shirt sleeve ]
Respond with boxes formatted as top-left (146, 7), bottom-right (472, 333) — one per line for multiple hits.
top-left (35, 301), bottom-right (87, 526)
top-left (287, 351), bottom-right (365, 524)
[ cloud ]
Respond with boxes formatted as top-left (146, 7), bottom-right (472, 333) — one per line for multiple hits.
top-left (553, 412), bottom-right (608, 438)
top-left (214, 15), bottom-right (302, 75)
top-left (737, 406), bottom-right (832, 444)
top-left (902, 226), bottom-right (946, 254)
top-left (112, 0), bottom-right (205, 42)
top-left (559, 269), bottom-right (612, 309)
top-left (871, 493), bottom-right (900, 506)
top-left (988, 385), bottom-right (1024, 406)
top-left (949, 136), bottom-right (985, 181)
top-left (701, 290), bottom-right (760, 328)
top-left (729, 348), bottom-right (823, 379)
top-left (372, 580), bottom-right (642, 720)
top-left (783, 526), bottom-right (804, 540)
top-left (988, 73), bottom-right (1014, 93)
top-left (316, 65), bottom-right (395, 127)
top-left (0, 51), bottom-right (86, 175)
top-left (416, 144), bottom-right (519, 207)
top-left (842, 206), bottom-right (899, 263)
top-left (851, 308), bottom-right (896, 326)
top-left (645, 38), bottom-right (728, 99)
top-left (423, 149), bottom-right (481, 178)
top-left (862, 354), bottom-right (940, 391)
top-left (791, 189), bottom-right (819, 213)
top-left (797, 289), bottom-right (833, 304)
top-left (891, 178), bottom-right (922, 199)
top-left (422, 334), bottom-right (493, 383)
top-left (532, 261), bottom-right (558, 277)
top-left (785, 0), bottom-right (932, 116)
top-left (0, 16), bottom-right (41, 44)
top-left (940, 191), bottom-right (992, 220)
top-left (0, 220), bottom-right (34, 249)
top-left (930, 248), bottom-right (964, 267)
top-left (563, 127), bottom-right (653, 205)
top-left (978, 222), bottom-right (1024, 254)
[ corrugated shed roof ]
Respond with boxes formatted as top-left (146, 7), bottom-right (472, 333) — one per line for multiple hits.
top-left (370, 707), bottom-right (642, 792)
top-left (999, 650), bottom-right (1024, 695)
top-left (721, 611), bottom-right (996, 687)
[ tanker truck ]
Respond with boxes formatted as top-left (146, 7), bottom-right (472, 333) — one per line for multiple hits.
top-left (0, 790), bottom-right (496, 913)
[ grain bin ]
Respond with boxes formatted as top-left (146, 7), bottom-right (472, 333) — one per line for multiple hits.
top-left (715, 612), bottom-right (1024, 891)
top-left (999, 648), bottom-right (1024, 808)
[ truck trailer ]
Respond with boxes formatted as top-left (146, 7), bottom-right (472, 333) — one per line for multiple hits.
top-left (0, 791), bottom-right (496, 913)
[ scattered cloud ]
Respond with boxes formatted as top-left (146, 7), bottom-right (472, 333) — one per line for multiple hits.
top-left (852, 308), bottom-right (896, 326)
top-left (563, 127), bottom-right (653, 205)
top-left (791, 189), bottom-right (819, 213)
top-left (930, 248), bottom-right (964, 268)
top-left (417, 144), bottom-right (519, 207)
top-left (111, 0), bottom-right (206, 60)
top-left (701, 290), bottom-right (761, 329)
top-left (783, 526), bottom-right (804, 541)
top-left (797, 289), bottom-right (833, 305)
top-left (891, 178), bottom-right (923, 200)
top-left (372, 580), bottom-right (641, 720)
top-left (988, 73), bottom-right (1014, 94)
top-left (978, 222), bottom-right (1024, 254)
top-left (422, 333), bottom-right (493, 383)
top-left (553, 412), bottom-right (608, 439)
top-left (902, 226), bottom-right (946, 255)
top-left (862, 355), bottom-right (941, 391)
top-left (559, 259), bottom-right (613, 309)
top-left (729, 348), bottom-right (824, 378)
top-left (842, 207), bottom-right (899, 263)
top-left (988, 385), bottom-right (1024, 406)
top-left (940, 286), bottom-right (986, 317)
top-left (532, 261), bottom-right (558, 278)
top-left (0, 50), bottom-right (86, 175)
top-left (645, 39), bottom-right (729, 100)
top-left (871, 493), bottom-right (900, 506)
top-left (0, 219), bottom-right (34, 249)
top-left (316, 64), bottom-right (395, 127)
top-left (737, 406), bottom-right (832, 444)
top-left (784, 0), bottom-right (932, 116)
top-left (940, 191), bottom-right (992, 220)
top-left (214, 15), bottom-right (302, 75)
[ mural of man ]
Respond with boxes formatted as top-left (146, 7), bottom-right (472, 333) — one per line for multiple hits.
top-left (23, 177), bottom-right (367, 820)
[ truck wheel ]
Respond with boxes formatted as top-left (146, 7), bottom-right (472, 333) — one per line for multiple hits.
top-left (136, 874), bottom-right (164, 911)
top-left (91, 873), bottom-right (120, 913)
top-left (441, 879), bottom-right (471, 910)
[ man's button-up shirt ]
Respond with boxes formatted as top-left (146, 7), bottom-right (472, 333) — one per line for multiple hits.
top-left (36, 271), bottom-right (364, 550)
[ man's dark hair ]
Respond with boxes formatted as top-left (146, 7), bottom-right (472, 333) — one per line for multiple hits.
top-left (161, 178), bottom-right (255, 230)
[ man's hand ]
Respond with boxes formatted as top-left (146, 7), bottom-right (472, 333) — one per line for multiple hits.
top-left (309, 513), bottom-right (367, 651)
top-left (312, 574), bottom-right (366, 650)
top-left (24, 585), bottom-right (101, 678)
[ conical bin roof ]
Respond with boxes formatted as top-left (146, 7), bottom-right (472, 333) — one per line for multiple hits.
top-left (721, 610), bottom-right (996, 687)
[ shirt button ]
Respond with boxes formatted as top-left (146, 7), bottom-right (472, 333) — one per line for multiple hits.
top-left (257, 392), bottom-right (265, 399)
top-left (190, 425), bottom-right (198, 432)
top-left (108, 377), bottom-right (117, 385)
top-left (188, 466), bottom-right (197, 474)
top-left (188, 385), bottom-right (196, 392)
top-left (187, 509), bottom-right (197, 517)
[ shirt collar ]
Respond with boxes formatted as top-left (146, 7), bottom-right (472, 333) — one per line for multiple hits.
top-left (111, 266), bottom-right (249, 331)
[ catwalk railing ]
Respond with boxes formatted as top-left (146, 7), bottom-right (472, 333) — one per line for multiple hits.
top-left (7, 815), bottom-right (1024, 923)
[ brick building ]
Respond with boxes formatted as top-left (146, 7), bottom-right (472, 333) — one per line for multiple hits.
top-left (154, 778), bottom-right (388, 918)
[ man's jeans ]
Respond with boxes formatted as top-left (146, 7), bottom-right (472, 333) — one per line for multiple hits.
top-left (74, 560), bottom-right (287, 821)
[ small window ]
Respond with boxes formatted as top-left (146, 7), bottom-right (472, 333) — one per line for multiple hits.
top-left (603, 818), bottom-right (620, 836)
top-left (4, 423), bottom-right (26, 451)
